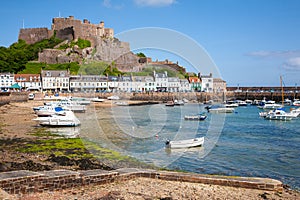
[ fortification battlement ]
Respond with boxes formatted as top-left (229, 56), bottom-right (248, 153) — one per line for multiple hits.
top-left (18, 16), bottom-right (114, 44)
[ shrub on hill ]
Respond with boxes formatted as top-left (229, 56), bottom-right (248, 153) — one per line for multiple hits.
top-left (58, 38), bottom-right (91, 50)
top-left (0, 36), bottom-right (62, 73)
top-left (78, 61), bottom-right (109, 75)
top-left (19, 62), bottom-right (80, 75)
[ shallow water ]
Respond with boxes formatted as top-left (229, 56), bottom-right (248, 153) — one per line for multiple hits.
top-left (75, 104), bottom-right (300, 189)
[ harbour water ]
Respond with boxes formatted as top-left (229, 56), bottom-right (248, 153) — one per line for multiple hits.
top-left (76, 103), bottom-right (300, 190)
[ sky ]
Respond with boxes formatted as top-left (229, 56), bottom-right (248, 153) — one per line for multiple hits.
top-left (0, 0), bottom-right (300, 87)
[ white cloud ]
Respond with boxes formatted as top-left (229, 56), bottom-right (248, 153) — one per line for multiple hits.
top-left (134, 0), bottom-right (176, 7)
top-left (102, 0), bottom-right (124, 9)
top-left (283, 57), bottom-right (300, 71)
top-left (103, 0), bottom-right (112, 8)
top-left (246, 50), bottom-right (300, 58)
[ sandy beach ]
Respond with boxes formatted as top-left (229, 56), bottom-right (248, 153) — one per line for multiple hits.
top-left (0, 101), bottom-right (299, 200)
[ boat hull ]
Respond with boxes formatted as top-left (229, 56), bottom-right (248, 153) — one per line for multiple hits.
top-left (166, 137), bottom-right (204, 149)
top-left (184, 115), bottom-right (207, 121)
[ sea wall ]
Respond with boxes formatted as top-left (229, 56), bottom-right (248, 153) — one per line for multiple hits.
top-left (92, 92), bottom-right (224, 102)
top-left (0, 168), bottom-right (283, 195)
top-left (0, 92), bottom-right (28, 106)
top-left (10, 92), bottom-right (29, 103)
top-left (226, 91), bottom-right (299, 101)
top-left (0, 92), bottom-right (10, 106)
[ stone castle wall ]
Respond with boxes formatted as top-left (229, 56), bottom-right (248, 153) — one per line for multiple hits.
top-left (18, 16), bottom-right (114, 45)
top-left (18, 16), bottom-right (139, 69)
top-left (18, 28), bottom-right (52, 44)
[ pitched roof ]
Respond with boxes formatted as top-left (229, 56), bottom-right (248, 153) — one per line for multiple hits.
top-left (14, 74), bottom-right (40, 82)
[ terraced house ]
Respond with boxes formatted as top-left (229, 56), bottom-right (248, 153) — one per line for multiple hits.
top-left (2, 69), bottom-right (224, 93)
top-left (41, 70), bottom-right (70, 92)
top-left (69, 75), bottom-right (108, 92)
top-left (14, 74), bottom-right (41, 91)
top-left (0, 73), bottom-right (15, 91)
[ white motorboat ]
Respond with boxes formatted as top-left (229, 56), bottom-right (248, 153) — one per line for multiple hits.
top-left (34, 105), bottom-right (66, 117)
top-left (45, 99), bottom-right (86, 112)
top-left (206, 105), bottom-right (234, 113)
top-left (34, 110), bottom-right (81, 127)
top-left (184, 114), bottom-right (207, 121)
top-left (165, 137), bottom-right (204, 149)
top-left (114, 101), bottom-right (128, 106)
top-left (91, 97), bottom-right (105, 102)
top-left (283, 98), bottom-right (292, 105)
top-left (290, 107), bottom-right (300, 117)
top-left (257, 100), bottom-right (282, 109)
top-left (224, 101), bottom-right (239, 107)
top-left (245, 99), bottom-right (253, 105)
top-left (165, 101), bottom-right (175, 107)
top-left (69, 97), bottom-right (91, 105)
top-left (237, 100), bottom-right (248, 106)
top-left (293, 100), bottom-right (300, 106)
top-left (107, 95), bottom-right (120, 100)
top-left (174, 100), bottom-right (185, 106)
top-left (264, 109), bottom-right (295, 121)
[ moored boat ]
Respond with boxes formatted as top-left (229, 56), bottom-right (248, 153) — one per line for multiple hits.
top-left (184, 114), bottom-right (207, 121)
top-left (257, 100), bottom-right (282, 110)
top-left (264, 109), bottom-right (295, 121)
top-left (35, 110), bottom-right (81, 127)
top-left (205, 105), bottom-right (234, 113)
top-left (44, 99), bottom-right (86, 112)
top-left (34, 105), bottom-right (66, 117)
top-left (174, 99), bottom-right (185, 106)
top-left (107, 95), bottom-right (120, 100)
top-left (293, 99), bottom-right (300, 106)
top-left (165, 137), bottom-right (204, 149)
top-left (91, 97), bottom-right (105, 102)
top-left (165, 101), bottom-right (175, 107)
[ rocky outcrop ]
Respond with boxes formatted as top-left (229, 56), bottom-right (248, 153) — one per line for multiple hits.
top-left (38, 37), bottom-right (140, 69)
top-left (38, 46), bottom-right (93, 64)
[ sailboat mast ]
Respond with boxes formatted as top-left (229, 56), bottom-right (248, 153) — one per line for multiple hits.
top-left (280, 76), bottom-right (284, 106)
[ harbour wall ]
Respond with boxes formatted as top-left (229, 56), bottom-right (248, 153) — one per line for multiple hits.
top-left (0, 168), bottom-right (283, 196)
top-left (1, 91), bottom-right (297, 106)
top-left (0, 92), bottom-right (29, 106)
top-left (93, 91), bottom-right (298, 102)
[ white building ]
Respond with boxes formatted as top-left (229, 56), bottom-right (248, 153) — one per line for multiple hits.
top-left (107, 76), bottom-right (119, 92)
top-left (0, 73), bottom-right (15, 91)
top-left (168, 77), bottom-right (180, 92)
top-left (213, 78), bottom-right (227, 93)
top-left (179, 79), bottom-right (191, 92)
top-left (41, 70), bottom-right (70, 92)
top-left (154, 71), bottom-right (168, 92)
top-left (133, 76), bottom-right (155, 92)
top-left (201, 73), bottom-right (214, 93)
top-left (118, 76), bottom-right (133, 92)
top-left (14, 74), bottom-right (41, 91)
top-left (69, 75), bottom-right (108, 93)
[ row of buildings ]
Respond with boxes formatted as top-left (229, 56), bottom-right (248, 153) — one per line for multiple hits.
top-left (0, 70), bottom-right (226, 93)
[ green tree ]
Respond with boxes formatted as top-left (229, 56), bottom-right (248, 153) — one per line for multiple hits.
top-left (136, 52), bottom-right (146, 57)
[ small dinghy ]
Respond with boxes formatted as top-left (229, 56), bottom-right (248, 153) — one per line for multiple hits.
top-left (184, 114), bottom-right (207, 121)
top-left (165, 137), bottom-right (204, 149)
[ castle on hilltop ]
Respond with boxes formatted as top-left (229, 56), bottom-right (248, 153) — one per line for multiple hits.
top-left (18, 16), bottom-right (114, 45)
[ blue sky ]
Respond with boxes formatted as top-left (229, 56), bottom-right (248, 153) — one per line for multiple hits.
top-left (1, 0), bottom-right (300, 87)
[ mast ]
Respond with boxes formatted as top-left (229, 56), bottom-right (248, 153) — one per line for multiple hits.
top-left (280, 76), bottom-right (284, 107)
